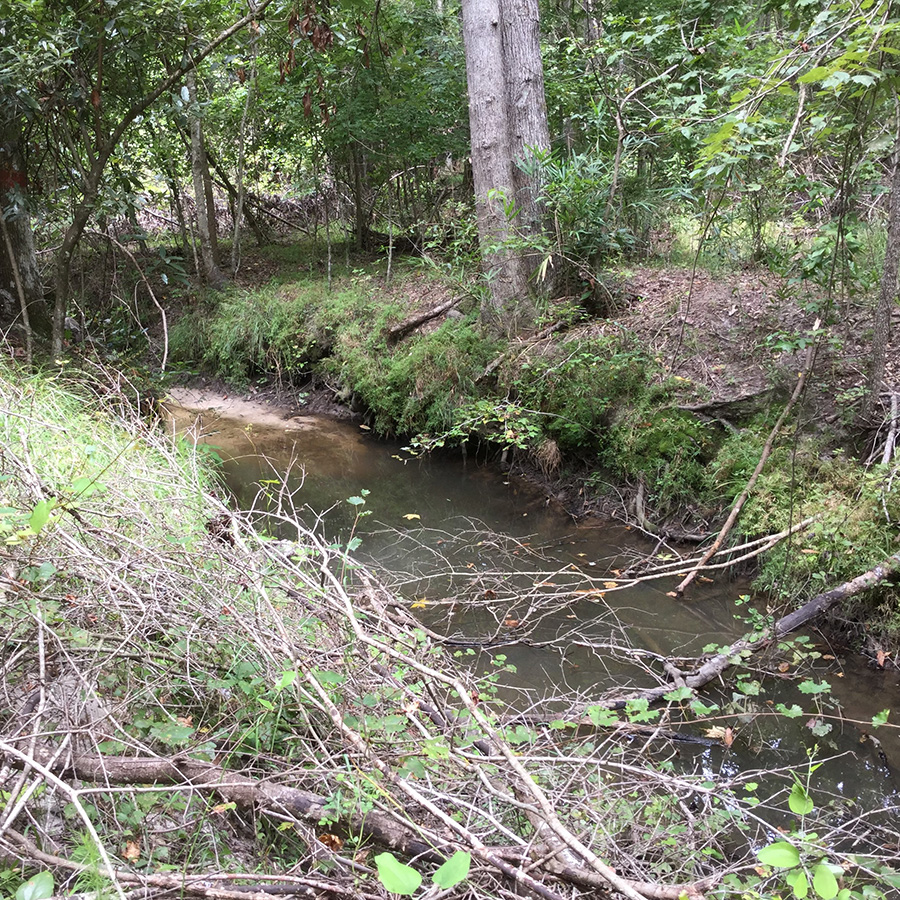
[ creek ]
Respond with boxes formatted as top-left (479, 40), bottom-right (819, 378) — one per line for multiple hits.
top-left (166, 388), bottom-right (900, 817)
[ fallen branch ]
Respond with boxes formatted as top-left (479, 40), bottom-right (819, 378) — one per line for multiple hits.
top-left (2, 828), bottom-right (363, 900)
top-left (386, 295), bottom-right (464, 343)
top-left (674, 333), bottom-right (817, 596)
top-left (600, 549), bottom-right (900, 709)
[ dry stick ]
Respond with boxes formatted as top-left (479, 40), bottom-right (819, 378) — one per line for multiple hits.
top-left (674, 336), bottom-right (817, 597)
top-left (881, 392), bottom-right (898, 467)
top-left (0, 742), bottom-right (127, 900)
top-left (317, 567), bottom-right (693, 900)
top-left (0, 215), bottom-right (32, 367)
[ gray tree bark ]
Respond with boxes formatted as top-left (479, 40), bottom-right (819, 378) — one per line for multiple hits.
top-left (460, 0), bottom-right (550, 337)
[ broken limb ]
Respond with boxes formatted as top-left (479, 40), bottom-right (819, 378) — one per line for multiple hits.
top-left (386, 295), bottom-right (465, 342)
top-left (674, 335), bottom-right (817, 596)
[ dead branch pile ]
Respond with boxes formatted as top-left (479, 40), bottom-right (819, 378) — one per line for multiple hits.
top-left (0, 363), bottom-right (897, 900)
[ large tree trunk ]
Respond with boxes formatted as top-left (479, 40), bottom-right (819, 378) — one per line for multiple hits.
top-left (187, 71), bottom-right (226, 288)
top-left (0, 115), bottom-right (50, 344)
top-left (461, 0), bottom-right (549, 337)
top-left (863, 134), bottom-right (900, 422)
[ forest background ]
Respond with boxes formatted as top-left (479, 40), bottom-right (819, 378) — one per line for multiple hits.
top-left (3, 1), bottom-right (900, 899)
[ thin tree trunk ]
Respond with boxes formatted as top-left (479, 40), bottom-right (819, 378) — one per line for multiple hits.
top-left (187, 71), bottom-right (226, 288)
top-left (231, 7), bottom-right (259, 275)
top-left (0, 115), bottom-right (49, 344)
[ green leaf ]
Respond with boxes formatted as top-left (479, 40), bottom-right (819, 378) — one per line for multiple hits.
top-left (149, 722), bottom-right (195, 746)
top-left (432, 851), bottom-right (471, 889)
top-left (797, 66), bottom-right (831, 84)
top-left (347, 496), bottom-right (366, 506)
top-left (69, 475), bottom-right (102, 498)
top-left (789, 781), bottom-right (814, 816)
top-left (663, 686), bottom-right (693, 702)
top-left (758, 841), bottom-right (800, 868)
top-left (787, 868), bottom-right (809, 899)
top-left (585, 705), bottom-right (619, 727)
top-left (798, 680), bottom-right (831, 695)
top-left (16, 872), bottom-right (54, 900)
top-left (872, 709), bottom-right (890, 728)
top-left (28, 500), bottom-right (54, 534)
top-left (276, 670), bottom-right (297, 691)
top-left (776, 703), bottom-right (804, 718)
top-left (812, 863), bottom-right (839, 899)
top-left (374, 852), bottom-right (422, 895)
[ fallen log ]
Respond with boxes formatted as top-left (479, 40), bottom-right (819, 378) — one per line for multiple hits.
top-left (8, 749), bottom-right (445, 864)
top-left (601, 549), bottom-right (900, 710)
top-left (386, 295), bottom-right (464, 343)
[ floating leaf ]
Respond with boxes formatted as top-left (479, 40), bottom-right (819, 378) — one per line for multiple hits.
top-left (758, 841), bottom-right (800, 868)
top-left (432, 851), bottom-right (471, 889)
top-left (374, 852), bottom-right (422, 895)
top-left (402, 513), bottom-right (420, 520)
top-left (872, 709), bottom-right (890, 728)
top-left (16, 872), bottom-right (54, 900)
top-left (798, 680), bottom-right (831, 695)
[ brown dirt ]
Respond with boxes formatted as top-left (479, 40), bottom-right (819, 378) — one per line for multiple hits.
top-left (576, 266), bottom-right (897, 432)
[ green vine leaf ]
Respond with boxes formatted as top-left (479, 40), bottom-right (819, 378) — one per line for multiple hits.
top-left (374, 852), bottom-right (422, 895)
top-left (16, 872), bottom-right (54, 900)
top-left (812, 863), bottom-right (839, 900)
top-left (789, 781), bottom-right (814, 816)
top-left (432, 851), bottom-right (471, 889)
top-left (757, 841), bottom-right (800, 868)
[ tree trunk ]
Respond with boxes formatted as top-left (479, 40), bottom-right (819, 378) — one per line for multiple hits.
top-left (863, 133), bottom-right (900, 422)
top-left (0, 115), bottom-right (50, 343)
top-left (461, 0), bottom-right (522, 336)
top-left (460, 0), bottom-right (549, 337)
top-left (187, 71), bottom-right (226, 288)
top-left (500, 0), bottom-right (550, 241)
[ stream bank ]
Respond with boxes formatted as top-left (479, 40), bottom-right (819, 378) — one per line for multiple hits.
top-left (167, 253), bottom-right (900, 658)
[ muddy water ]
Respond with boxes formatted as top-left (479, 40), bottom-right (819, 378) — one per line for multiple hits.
top-left (166, 389), bottom-right (900, 811)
